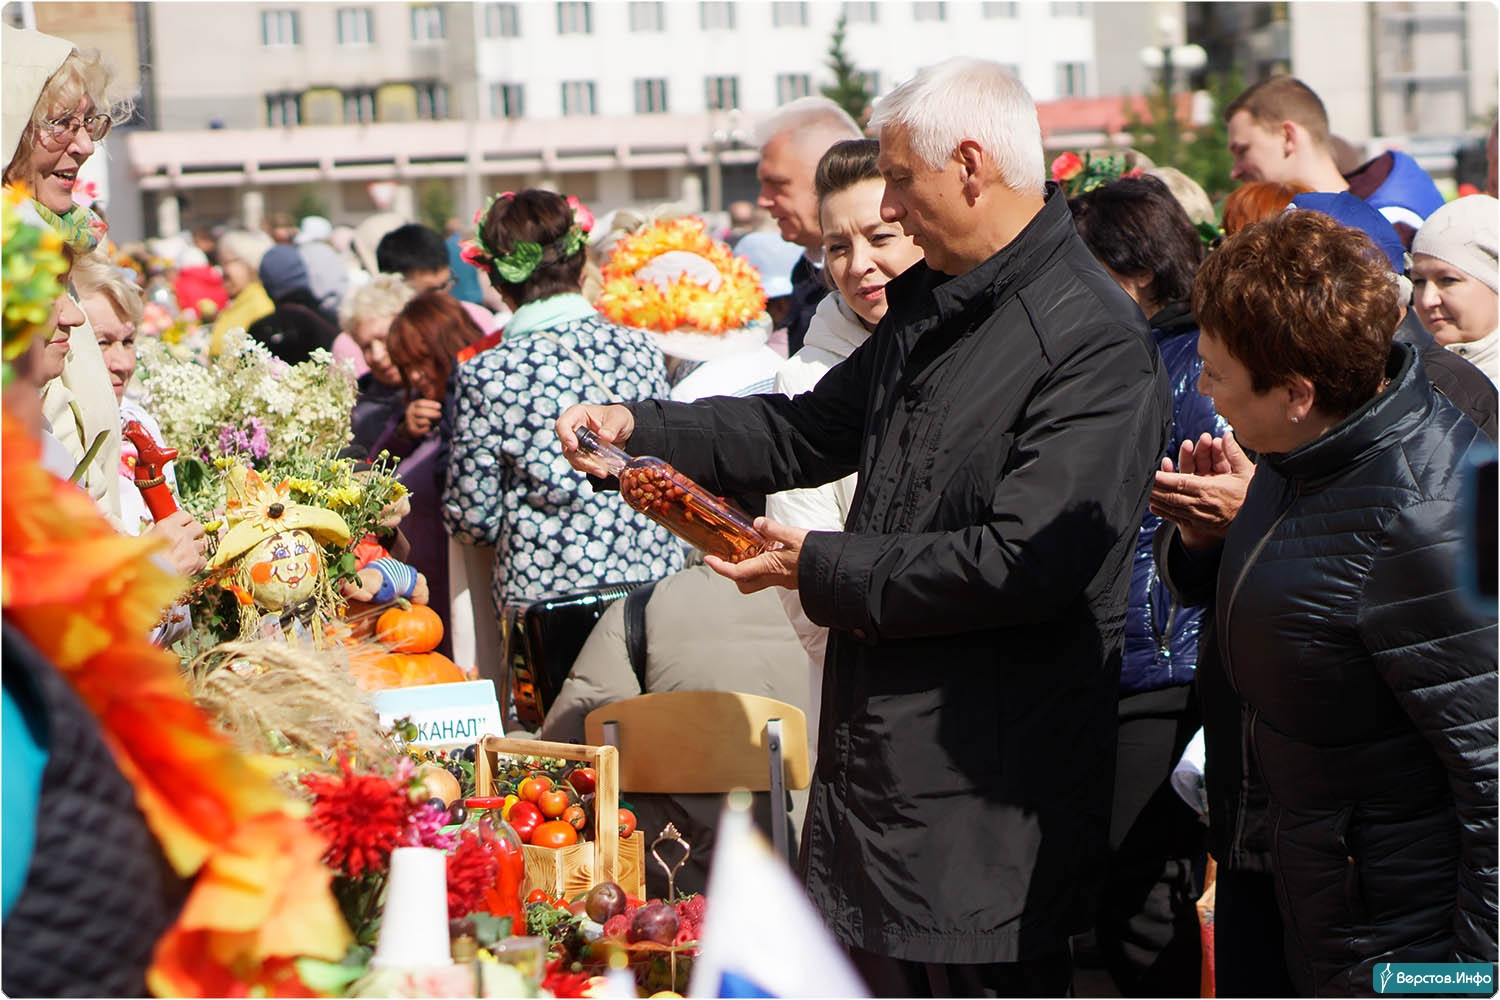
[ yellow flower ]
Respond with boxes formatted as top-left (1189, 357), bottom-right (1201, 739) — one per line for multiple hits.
top-left (597, 217), bottom-right (766, 335)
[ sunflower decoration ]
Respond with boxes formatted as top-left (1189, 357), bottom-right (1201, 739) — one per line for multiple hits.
top-left (597, 216), bottom-right (769, 361)
top-left (208, 461), bottom-right (352, 643)
top-left (2, 184), bottom-right (70, 385)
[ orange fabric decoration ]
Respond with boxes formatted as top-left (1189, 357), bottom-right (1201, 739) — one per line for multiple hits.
top-left (1, 407), bottom-right (352, 995)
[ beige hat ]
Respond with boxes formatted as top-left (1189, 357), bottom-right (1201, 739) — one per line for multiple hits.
top-left (1412, 195), bottom-right (1500, 293)
top-left (2, 24), bottom-right (77, 171)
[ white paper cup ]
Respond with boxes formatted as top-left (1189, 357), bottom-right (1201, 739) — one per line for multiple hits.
top-left (371, 847), bottom-right (453, 968)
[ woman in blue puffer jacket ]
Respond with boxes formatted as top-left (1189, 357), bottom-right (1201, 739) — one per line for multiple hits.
top-left (1070, 175), bottom-right (1225, 996)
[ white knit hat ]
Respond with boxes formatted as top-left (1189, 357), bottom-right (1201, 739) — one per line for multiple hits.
top-left (1411, 195), bottom-right (1500, 293)
top-left (2, 25), bottom-right (77, 171)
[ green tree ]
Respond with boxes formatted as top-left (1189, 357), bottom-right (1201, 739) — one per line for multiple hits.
top-left (418, 179), bottom-right (454, 234)
top-left (290, 185), bottom-right (328, 223)
top-left (821, 14), bottom-right (872, 127)
top-left (1128, 70), bottom-right (1242, 210)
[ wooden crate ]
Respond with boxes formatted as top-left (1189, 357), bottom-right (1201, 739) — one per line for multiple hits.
top-left (475, 735), bottom-right (645, 900)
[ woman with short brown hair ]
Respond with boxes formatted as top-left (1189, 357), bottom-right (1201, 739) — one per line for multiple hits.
top-left (1159, 209), bottom-right (1497, 993)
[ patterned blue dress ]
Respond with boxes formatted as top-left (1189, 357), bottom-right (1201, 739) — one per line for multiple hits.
top-left (442, 294), bottom-right (683, 613)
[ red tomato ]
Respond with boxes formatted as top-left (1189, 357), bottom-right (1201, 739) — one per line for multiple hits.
top-left (567, 766), bottom-right (597, 795)
top-left (537, 788), bottom-right (571, 819)
top-left (508, 801), bottom-right (544, 843)
top-left (532, 820), bottom-right (580, 849)
top-left (617, 807), bottom-right (637, 838)
top-left (562, 804), bottom-right (588, 832)
top-left (526, 889), bottom-right (554, 905)
top-left (517, 774), bottom-right (554, 803)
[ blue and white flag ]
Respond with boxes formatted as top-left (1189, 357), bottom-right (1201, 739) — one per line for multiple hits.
top-left (687, 802), bottom-right (867, 998)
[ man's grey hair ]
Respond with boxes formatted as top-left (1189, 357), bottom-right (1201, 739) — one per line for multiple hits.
top-left (868, 58), bottom-right (1045, 198)
top-left (753, 96), bottom-right (862, 150)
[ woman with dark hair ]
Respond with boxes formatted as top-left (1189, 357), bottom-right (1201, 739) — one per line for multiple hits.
top-left (767, 137), bottom-right (923, 728)
top-left (1158, 210), bottom-right (1496, 994)
top-left (361, 290), bottom-right (484, 656)
top-left (1069, 174), bottom-right (1223, 996)
top-left (443, 189), bottom-right (681, 620)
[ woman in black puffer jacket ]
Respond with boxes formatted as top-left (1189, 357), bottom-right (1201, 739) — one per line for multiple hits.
top-left (1157, 210), bottom-right (1497, 995)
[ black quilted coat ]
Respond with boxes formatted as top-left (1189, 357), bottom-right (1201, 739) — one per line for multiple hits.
top-left (623, 187), bottom-right (1171, 963)
top-left (1214, 345), bottom-right (1497, 994)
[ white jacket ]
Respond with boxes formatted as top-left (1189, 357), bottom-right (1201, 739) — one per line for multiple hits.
top-left (764, 293), bottom-right (870, 730)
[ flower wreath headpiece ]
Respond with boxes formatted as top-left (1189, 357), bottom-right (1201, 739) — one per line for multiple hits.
top-left (459, 191), bottom-right (595, 284)
top-left (1, 185), bottom-right (69, 388)
top-left (595, 216), bottom-right (767, 356)
top-left (1050, 150), bottom-right (1144, 198)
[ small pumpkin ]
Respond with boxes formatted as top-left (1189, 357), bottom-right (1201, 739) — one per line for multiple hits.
top-left (346, 646), bottom-right (406, 691)
top-left (376, 604), bottom-right (444, 653)
top-left (399, 651), bottom-right (465, 686)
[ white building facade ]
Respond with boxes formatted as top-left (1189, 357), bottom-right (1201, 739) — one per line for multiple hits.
top-left (122, 1), bottom-right (1108, 237)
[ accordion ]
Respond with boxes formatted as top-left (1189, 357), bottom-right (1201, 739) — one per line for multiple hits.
top-left (501, 581), bottom-right (651, 730)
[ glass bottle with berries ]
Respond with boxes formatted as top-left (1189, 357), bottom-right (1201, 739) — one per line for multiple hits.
top-left (459, 796), bottom-right (526, 926)
top-left (573, 426), bottom-right (769, 563)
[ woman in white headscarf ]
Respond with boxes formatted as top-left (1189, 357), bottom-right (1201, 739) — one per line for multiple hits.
top-left (2, 24), bottom-right (129, 522)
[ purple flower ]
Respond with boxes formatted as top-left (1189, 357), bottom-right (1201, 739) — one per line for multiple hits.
top-left (403, 800), bottom-right (459, 852)
top-left (218, 423), bottom-right (250, 455)
top-left (246, 417), bottom-right (270, 461)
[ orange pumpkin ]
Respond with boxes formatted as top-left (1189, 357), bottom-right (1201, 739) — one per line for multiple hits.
top-left (377, 650), bottom-right (465, 687)
top-left (347, 647), bottom-right (406, 691)
top-left (376, 604), bottom-right (443, 653)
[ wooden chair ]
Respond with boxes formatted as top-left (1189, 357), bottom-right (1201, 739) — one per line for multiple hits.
top-left (584, 690), bottom-right (811, 864)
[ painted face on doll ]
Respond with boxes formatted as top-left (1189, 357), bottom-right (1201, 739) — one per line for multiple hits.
top-left (245, 529), bottom-right (321, 610)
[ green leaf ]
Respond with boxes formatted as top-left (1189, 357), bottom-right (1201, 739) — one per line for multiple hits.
top-left (470, 912), bottom-right (513, 947)
top-left (175, 455), bottom-right (210, 499)
top-left (294, 944), bottom-right (371, 993)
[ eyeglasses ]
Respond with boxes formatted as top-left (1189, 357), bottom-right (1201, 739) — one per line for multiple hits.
top-left (39, 113), bottom-right (112, 144)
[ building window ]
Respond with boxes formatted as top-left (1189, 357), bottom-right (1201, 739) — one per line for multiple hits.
top-left (705, 74), bottom-right (739, 111)
top-left (561, 80), bottom-right (597, 116)
top-left (265, 91), bottom-right (301, 126)
top-left (982, 1), bottom-right (1016, 16)
top-left (772, 1), bottom-right (806, 27)
top-left (700, 1), bottom-right (735, 30)
top-left (842, 1), bottom-right (877, 23)
top-left (1049, 1), bottom-right (1089, 15)
top-left (342, 87), bottom-right (376, 123)
top-left (491, 82), bottom-right (525, 118)
top-left (260, 9), bottom-right (299, 46)
top-left (416, 82), bottom-right (449, 120)
top-left (410, 4), bottom-right (445, 42)
top-left (336, 7), bottom-right (373, 44)
top-left (1056, 61), bottom-right (1087, 96)
top-left (628, 1), bottom-right (663, 31)
top-left (912, 2), bottom-right (945, 21)
top-left (485, 2), bottom-right (520, 36)
top-left (776, 73), bottom-right (810, 104)
top-left (557, 1), bottom-right (592, 34)
top-left (634, 78), bottom-right (669, 114)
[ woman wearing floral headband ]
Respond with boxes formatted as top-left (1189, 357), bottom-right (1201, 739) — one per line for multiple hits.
top-left (3, 24), bottom-right (129, 524)
top-left (443, 189), bottom-right (682, 616)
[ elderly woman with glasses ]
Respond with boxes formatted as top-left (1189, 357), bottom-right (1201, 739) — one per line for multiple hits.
top-left (3, 23), bottom-right (128, 524)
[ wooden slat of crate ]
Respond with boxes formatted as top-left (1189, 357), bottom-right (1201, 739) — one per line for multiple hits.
top-left (476, 735), bottom-right (644, 899)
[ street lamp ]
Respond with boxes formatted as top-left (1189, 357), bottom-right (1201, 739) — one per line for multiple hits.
top-left (707, 109), bottom-right (746, 216)
top-left (1139, 14), bottom-right (1207, 99)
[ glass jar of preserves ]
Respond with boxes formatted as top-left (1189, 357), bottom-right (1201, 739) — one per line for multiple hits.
top-left (574, 426), bottom-right (769, 564)
top-left (459, 796), bottom-right (525, 926)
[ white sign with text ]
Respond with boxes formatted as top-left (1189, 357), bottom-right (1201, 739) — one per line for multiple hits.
top-left (371, 680), bottom-right (505, 747)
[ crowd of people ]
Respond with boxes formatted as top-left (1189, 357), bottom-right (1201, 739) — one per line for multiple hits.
top-left (3, 18), bottom-right (1498, 1000)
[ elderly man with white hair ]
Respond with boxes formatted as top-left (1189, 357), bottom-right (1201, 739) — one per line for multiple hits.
top-left (557, 58), bottom-right (1169, 996)
top-left (754, 95), bottom-right (863, 355)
